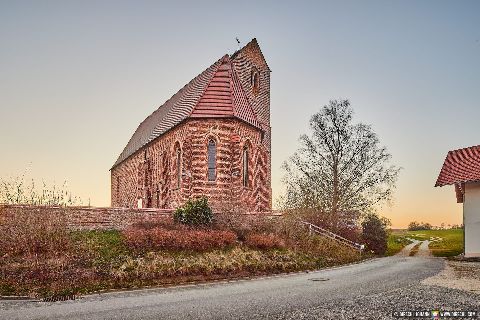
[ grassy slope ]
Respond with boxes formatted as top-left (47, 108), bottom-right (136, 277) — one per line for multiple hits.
top-left (390, 229), bottom-right (463, 257)
top-left (0, 230), bottom-right (365, 298)
top-left (386, 233), bottom-right (412, 256)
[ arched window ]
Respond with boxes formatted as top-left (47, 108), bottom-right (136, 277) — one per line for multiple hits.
top-left (116, 176), bottom-right (121, 196)
top-left (207, 139), bottom-right (216, 181)
top-left (251, 67), bottom-right (259, 95)
top-left (242, 146), bottom-right (249, 187)
top-left (176, 148), bottom-right (181, 189)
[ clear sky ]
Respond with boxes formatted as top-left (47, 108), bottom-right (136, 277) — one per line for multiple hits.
top-left (1, 0), bottom-right (479, 228)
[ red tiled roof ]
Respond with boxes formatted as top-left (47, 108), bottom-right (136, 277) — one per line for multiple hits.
top-left (190, 57), bottom-right (234, 118)
top-left (435, 145), bottom-right (480, 187)
top-left (112, 44), bottom-right (261, 169)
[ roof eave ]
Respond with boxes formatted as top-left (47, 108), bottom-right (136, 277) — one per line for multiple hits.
top-left (436, 178), bottom-right (480, 188)
top-left (110, 116), bottom-right (263, 171)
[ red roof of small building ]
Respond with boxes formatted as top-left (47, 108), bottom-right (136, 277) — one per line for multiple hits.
top-left (112, 40), bottom-right (264, 169)
top-left (435, 145), bottom-right (480, 187)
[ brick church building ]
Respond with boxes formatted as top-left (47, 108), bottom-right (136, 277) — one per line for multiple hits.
top-left (110, 39), bottom-right (272, 212)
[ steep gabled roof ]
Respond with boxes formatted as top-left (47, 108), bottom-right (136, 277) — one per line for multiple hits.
top-left (435, 145), bottom-right (480, 187)
top-left (190, 56), bottom-right (234, 118)
top-left (112, 50), bottom-right (261, 169)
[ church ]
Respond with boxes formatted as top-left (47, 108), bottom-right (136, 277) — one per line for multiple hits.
top-left (110, 39), bottom-right (272, 212)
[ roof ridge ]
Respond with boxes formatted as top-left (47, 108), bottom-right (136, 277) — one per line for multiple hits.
top-left (448, 144), bottom-right (480, 154)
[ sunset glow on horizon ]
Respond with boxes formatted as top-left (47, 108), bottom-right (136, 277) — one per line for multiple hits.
top-left (1, 1), bottom-right (478, 228)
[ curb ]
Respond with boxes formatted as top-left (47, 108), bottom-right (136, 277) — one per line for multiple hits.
top-left (1, 256), bottom-right (378, 302)
top-left (0, 296), bottom-right (39, 302)
top-left (78, 256), bottom-right (378, 298)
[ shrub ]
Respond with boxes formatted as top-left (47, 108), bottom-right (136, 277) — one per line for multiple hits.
top-left (122, 227), bottom-right (237, 252)
top-left (174, 197), bottom-right (213, 226)
top-left (245, 233), bottom-right (286, 250)
top-left (0, 208), bottom-right (70, 256)
top-left (288, 208), bottom-right (362, 243)
top-left (361, 213), bottom-right (389, 254)
top-left (214, 212), bottom-right (258, 241)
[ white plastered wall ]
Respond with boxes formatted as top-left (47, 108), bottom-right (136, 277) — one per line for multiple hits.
top-left (464, 182), bottom-right (480, 257)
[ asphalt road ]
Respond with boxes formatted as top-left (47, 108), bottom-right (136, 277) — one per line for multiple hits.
top-left (1, 255), bottom-right (479, 320)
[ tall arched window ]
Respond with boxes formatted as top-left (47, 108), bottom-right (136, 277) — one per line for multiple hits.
top-left (251, 67), bottom-right (259, 95)
top-left (176, 148), bottom-right (181, 189)
top-left (242, 146), bottom-right (249, 187)
top-left (207, 139), bottom-right (216, 181)
top-left (116, 176), bottom-right (121, 196)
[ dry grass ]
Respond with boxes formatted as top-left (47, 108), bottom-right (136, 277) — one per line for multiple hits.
top-left (0, 208), bottom-right (365, 299)
top-left (0, 207), bottom-right (70, 256)
top-left (122, 227), bottom-right (237, 252)
top-left (245, 233), bottom-right (286, 250)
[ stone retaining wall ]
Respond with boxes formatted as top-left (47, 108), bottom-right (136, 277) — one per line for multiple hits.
top-left (0, 204), bottom-right (173, 230)
top-left (0, 204), bottom-right (281, 230)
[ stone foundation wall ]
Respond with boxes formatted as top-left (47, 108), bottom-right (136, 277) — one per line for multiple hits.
top-left (0, 204), bottom-right (173, 230)
top-left (0, 204), bottom-right (281, 230)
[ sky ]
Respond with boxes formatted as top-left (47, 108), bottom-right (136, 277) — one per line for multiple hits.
top-left (1, 0), bottom-right (479, 228)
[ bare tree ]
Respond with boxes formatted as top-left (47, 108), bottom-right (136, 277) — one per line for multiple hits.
top-left (281, 100), bottom-right (400, 221)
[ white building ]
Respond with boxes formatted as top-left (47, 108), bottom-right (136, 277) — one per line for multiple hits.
top-left (435, 145), bottom-right (480, 258)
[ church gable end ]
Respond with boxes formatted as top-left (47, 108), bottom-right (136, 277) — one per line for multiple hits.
top-left (111, 39), bottom-right (272, 212)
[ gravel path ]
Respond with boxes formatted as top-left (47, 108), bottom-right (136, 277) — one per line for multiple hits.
top-left (417, 240), bottom-right (432, 257)
top-left (398, 239), bottom-right (431, 257)
top-left (423, 260), bottom-right (480, 294)
top-left (275, 284), bottom-right (479, 320)
top-left (398, 239), bottom-right (420, 256)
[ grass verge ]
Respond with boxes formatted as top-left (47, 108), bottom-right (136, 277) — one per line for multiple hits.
top-left (390, 229), bottom-right (463, 257)
top-left (409, 242), bottom-right (421, 256)
top-left (386, 232), bottom-right (412, 256)
top-left (0, 227), bottom-right (365, 299)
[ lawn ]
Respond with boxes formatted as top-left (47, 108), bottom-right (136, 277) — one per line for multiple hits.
top-left (386, 232), bottom-right (412, 256)
top-left (390, 229), bottom-right (463, 257)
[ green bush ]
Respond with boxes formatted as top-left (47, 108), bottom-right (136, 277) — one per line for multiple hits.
top-left (174, 196), bottom-right (213, 226)
top-left (361, 213), bottom-right (389, 255)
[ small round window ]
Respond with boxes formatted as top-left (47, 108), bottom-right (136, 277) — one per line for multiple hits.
top-left (251, 67), bottom-right (259, 94)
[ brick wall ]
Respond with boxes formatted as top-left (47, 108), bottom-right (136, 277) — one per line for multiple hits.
top-left (0, 204), bottom-right (173, 230)
top-left (111, 118), bottom-right (271, 212)
top-left (231, 39), bottom-right (272, 208)
top-left (0, 204), bottom-right (281, 230)
top-left (110, 39), bottom-right (272, 212)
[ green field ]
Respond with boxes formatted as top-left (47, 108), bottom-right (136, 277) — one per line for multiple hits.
top-left (389, 229), bottom-right (464, 257)
top-left (386, 233), bottom-right (413, 256)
